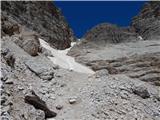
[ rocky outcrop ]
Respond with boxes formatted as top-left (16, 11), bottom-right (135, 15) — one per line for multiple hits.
top-left (1, 12), bottom-right (20, 36)
top-left (2, 12), bottom-right (41, 56)
top-left (68, 23), bottom-right (140, 57)
top-left (1, 1), bottom-right (75, 49)
top-left (131, 1), bottom-right (160, 40)
top-left (83, 23), bottom-right (139, 45)
top-left (69, 39), bottom-right (160, 87)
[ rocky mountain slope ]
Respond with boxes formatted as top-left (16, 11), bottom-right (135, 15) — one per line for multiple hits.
top-left (1, 37), bottom-right (160, 120)
top-left (131, 1), bottom-right (160, 40)
top-left (2, 1), bottom-right (75, 49)
top-left (1, 1), bottom-right (160, 120)
top-left (70, 1), bottom-right (160, 49)
top-left (83, 23), bottom-right (139, 46)
top-left (67, 1), bottom-right (160, 119)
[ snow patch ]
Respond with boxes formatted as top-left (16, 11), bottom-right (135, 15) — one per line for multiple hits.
top-left (47, 119), bottom-right (55, 120)
top-left (138, 36), bottom-right (143, 40)
top-left (39, 38), bottom-right (94, 74)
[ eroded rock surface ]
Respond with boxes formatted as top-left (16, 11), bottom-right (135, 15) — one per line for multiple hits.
top-left (1, 1), bottom-right (75, 49)
top-left (132, 1), bottom-right (160, 40)
top-left (84, 23), bottom-right (139, 45)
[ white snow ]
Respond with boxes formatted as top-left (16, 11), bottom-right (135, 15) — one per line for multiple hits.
top-left (47, 119), bottom-right (55, 120)
top-left (138, 36), bottom-right (143, 40)
top-left (39, 38), bottom-right (94, 74)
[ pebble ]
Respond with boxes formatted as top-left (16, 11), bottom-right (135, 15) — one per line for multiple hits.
top-left (49, 96), bottom-right (56, 100)
top-left (60, 84), bottom-right (66, 87)
top-left (55, 74), bottom-right (62, 78)
top-left (1, 96), bottom-right (7, 105)
top-left (51, 88), bottom-right (55, 92)
top-left (5, 79), bottom-right (14, 84)
top-left (57, 93), bottom-right (63, 96)
top-left (18, 86), bottom-right (24, 90)
top-left (1, 74), bottom-right (8, 82)
top-left (68, 97), bottom-right (77, 104)
top-left (56, 105), bottom-right (63, 110)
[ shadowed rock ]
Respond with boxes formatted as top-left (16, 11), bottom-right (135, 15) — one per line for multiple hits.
top-left (1, 13), bottom-right (20, 36)
top-left (24, 91), bottom-right (57, 118)
top-left (1, 1), bottom-right (75, 49)
top-left (1, 49), bottom-right (15, 68)
top-left (132, 86), bottom-right (150, 99)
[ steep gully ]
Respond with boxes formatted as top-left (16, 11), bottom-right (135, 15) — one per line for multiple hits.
top-left (39, 38), bottom-right (94, 74)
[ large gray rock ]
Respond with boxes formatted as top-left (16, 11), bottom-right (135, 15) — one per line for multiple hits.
top-left (24, 56), bottom-right (55, 80)
top-left (1, 1), bottom-right (75, 49)
top-left (131, 1), bottom-right (160, 40)
top-left (13, 28), bottom-right (41, 56)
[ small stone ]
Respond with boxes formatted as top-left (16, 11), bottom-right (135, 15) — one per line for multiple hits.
top-left (18, 86), bottom-right (24, 90)
top-left (1, 74), bottom-right (8, 82)
top-left (95, 69), bottom-right (109, 78)
top-left (49, 96), bottom-right (56, 100)
top-left (5, 79), bottom-right (14, 84)
top-left (55, 74), bottom-right (62, 78)
top-left (68, 97), bottom-right (77, 104)
top-left (60, 84), bottom-right (66, 87)
top-left (57, 93), bottom-right (63, 96)
top-left (39, 89), bottom-right (46, 95)
top-left (1, 96), bottom-right (7, 105)
top-left (53, 65), bottom-right (59, 69)
top-left (56, 105), bottom-right (63, 110)
top-left (132, 86), bottom-right (150, 99)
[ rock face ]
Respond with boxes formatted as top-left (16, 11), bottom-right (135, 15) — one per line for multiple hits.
top-left (83, 23), bottom-right (139, 45)
top-left (1, 12), bottom-right (20, 36)
top-left (1, 12), bottom-right (41, 56)
top-left (1, 1), bottom-right (75, 49)
top-left (131, 1), bottom-right (160, 40)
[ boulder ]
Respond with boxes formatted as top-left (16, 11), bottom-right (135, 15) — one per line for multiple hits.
top-left (24, 56), bottom-right (55, 80)
top-left (20, 28), bottom-right (40, 56)
top-left (25, 91), bottom-right (57, 118)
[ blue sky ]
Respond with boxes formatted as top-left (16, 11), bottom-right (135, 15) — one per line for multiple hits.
top-left (55, 1), bottom-right (146, 38)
